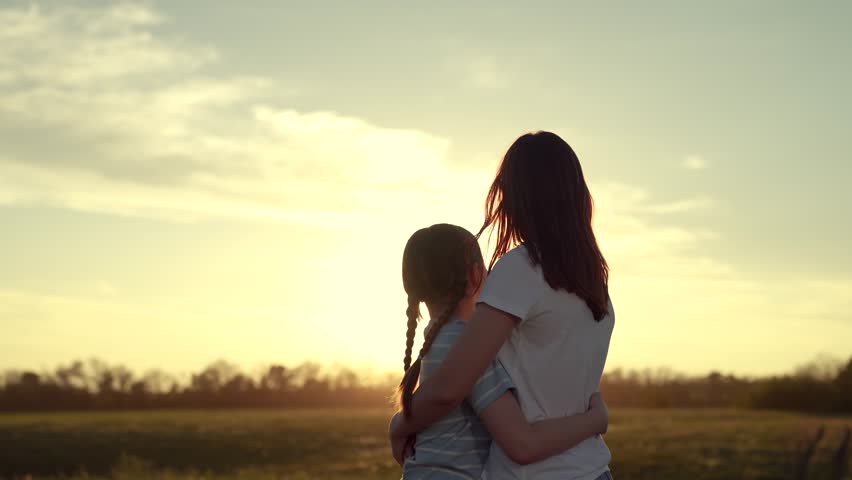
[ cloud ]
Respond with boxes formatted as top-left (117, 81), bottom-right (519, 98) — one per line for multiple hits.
top-left (0, 2), bottom-right (728, 287)
top-left (682, 155), bottom-right (707, 170)
top-left (592, 183), bottom-right (720, 272)
top-left (589, 184), bottom-right (852, 375)
top-left (464, 56), bottom-right (506, 89)
top-left (443, 52), bottom-right (507, 90)
top-left (0, 5), bottom-right (756, 270)
top-left (644, 195), bottom-right (714, 214)
top-left (0, 3), bottom-right (213, 87)
top-left (0, 3), bottom-right (707, 235)
top-left (0, 3), bottom-right (456, 227)
top-left (594, 183), bottom-right (713, 215)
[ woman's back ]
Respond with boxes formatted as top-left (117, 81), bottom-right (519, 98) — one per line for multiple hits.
top-left (478, 246), bottom-right (614, 480)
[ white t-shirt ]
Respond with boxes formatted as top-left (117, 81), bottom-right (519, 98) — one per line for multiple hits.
top-left (478, 245), bottom-right (615, 480)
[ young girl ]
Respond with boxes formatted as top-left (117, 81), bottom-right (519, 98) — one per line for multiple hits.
top-left (395, 223), bottom-right (607, 479)
top-left (391, 132), bottom-right (616, 480)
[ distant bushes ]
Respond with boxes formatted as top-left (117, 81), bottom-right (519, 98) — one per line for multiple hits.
top-left (0, 356), bottom-right (849, 413)
top-left (749, 357), bottom-right (852, 413)
top-left (599, 356), bottom-right (852, 413)
top-left (599, 369), bottom-right (753, 409)
top-left (0, 360), bottom-right (396, 411)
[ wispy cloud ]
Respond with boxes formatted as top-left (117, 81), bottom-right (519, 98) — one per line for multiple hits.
top-left (594, 183), bottom-right (714, 215)
top-left (0, 3), bottom-right (458, 227)
top-left (464, 55), bottom-right (506, 89)
top-left (0, 4), bottom-right (212, 87)
top-left (442, 51), bottom-right (508, 90)
top-left (593, 183), bottom-right (717, 267)
top-left (682, 155), bottom-right (707, 170)
top-left (644, 195), bottom-right (714, 214)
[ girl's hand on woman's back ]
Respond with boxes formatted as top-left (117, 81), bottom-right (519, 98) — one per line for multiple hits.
top-left (587, 392), bottom-right (608, 434)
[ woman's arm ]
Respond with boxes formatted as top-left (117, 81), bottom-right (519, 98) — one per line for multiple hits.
top-left (390, 304), bottom-right (516, 463)
top-left (478, 392), bottom-right (608, 465)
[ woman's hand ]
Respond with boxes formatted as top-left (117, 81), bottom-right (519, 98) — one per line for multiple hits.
top-left (587, 392), bottom-right (608, 435)
top-left (388, 411), bottom-right (416, 466)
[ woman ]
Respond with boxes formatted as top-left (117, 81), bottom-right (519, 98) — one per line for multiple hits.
top-left (390, 131), bottom-right (615, 480)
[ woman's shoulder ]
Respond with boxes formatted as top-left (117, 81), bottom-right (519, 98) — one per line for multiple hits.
top-left (491, 245), bottom-right (538, 275)
top-left (503, 244), bottom-right (530, 259)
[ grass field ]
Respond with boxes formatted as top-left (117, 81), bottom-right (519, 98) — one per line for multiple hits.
top-left (0, 408), bottom-right (849, 480)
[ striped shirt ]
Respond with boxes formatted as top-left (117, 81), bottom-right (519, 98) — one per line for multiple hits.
top-left (403, 318), bottom-right (515, 480)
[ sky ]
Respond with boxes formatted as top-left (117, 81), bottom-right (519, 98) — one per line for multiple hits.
top-left (1, 1), bottom-right (850, 378)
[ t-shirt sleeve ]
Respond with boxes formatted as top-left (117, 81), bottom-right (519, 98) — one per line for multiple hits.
top-left (477, 247), bottom-right (542, 322)
top-left (467, 359), bottom-right (515, 415)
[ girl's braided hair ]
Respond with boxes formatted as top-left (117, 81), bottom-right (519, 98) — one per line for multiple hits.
top-left (398, 224), bottom-right (484, 418)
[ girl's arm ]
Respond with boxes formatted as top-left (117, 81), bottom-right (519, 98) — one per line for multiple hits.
top-left (478, 392), bottom-right (608, 465)
top-left (390, 304), bottom-right (516, 463)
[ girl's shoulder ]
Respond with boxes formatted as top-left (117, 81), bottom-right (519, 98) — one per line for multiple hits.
top-left (437, 319), bottom-right (466, 337)
top-left (425, 319), bottom-right (466, 344)
top-left (421, 321), bottom-right (466, 368)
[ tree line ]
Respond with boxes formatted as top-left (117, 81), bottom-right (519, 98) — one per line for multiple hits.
top-left (1, 356), bottom-right (849, 413)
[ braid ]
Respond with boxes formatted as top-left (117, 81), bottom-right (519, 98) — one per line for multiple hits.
top-left (398, 273), bottom-right (467, 418)
top-left (418, 275), bottom-right (467, 361)
top-left (403, 296), bottom-right (420, 372)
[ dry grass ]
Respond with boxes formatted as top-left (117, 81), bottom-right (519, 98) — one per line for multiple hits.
top-left (0, 408), bottom-right (849, 480)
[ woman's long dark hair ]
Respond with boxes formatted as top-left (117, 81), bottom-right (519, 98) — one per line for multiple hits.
top-left (478, 131), bottom-right (610, 320)
top-left (398, 224), bottom-right (483, 417)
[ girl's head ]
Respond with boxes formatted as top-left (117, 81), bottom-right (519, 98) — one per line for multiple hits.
top-left (479, 131), bottom-right (610, 320)
top-left (398, 223), bottom-right (484, 417)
